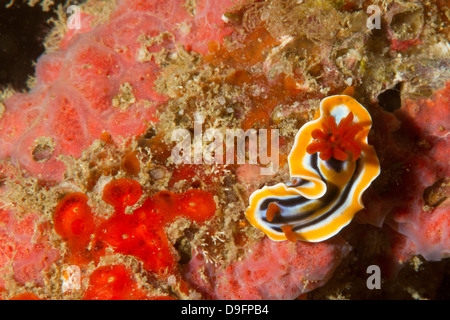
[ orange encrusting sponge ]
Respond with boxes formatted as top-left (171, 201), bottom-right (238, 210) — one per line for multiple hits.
top-left (83, 264), bottom-right (174, 300)
top-left (52, 178), bottom-right (216, 297)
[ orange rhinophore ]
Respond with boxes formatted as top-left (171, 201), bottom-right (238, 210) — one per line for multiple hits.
top-left (53, 177), bottom-right (217, 279)
top-left (266, 202), bottom-right (280, 222)
top-left (95, 179), bottom-right (216, 274)
top-left (281, 225), bottom-right (297, 243)
top-left (245, 95), bottom-right (380, 242)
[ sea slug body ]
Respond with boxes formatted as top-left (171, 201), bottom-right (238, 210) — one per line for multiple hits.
top-left (245, 95), bottom-right (380, 242)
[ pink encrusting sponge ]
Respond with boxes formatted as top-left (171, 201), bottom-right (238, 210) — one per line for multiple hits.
top-left (0, 0), bottom-right (237, 181)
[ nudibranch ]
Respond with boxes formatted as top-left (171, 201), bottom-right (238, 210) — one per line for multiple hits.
top-left (245, 95), bottom-right (380, 242)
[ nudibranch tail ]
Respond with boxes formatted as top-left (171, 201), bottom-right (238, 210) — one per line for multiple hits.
top-left (245, 95), bottom-right (380, 242)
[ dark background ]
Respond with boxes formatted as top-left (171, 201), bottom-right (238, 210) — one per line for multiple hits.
top-left (0, 1), bottom-right (69, 90)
